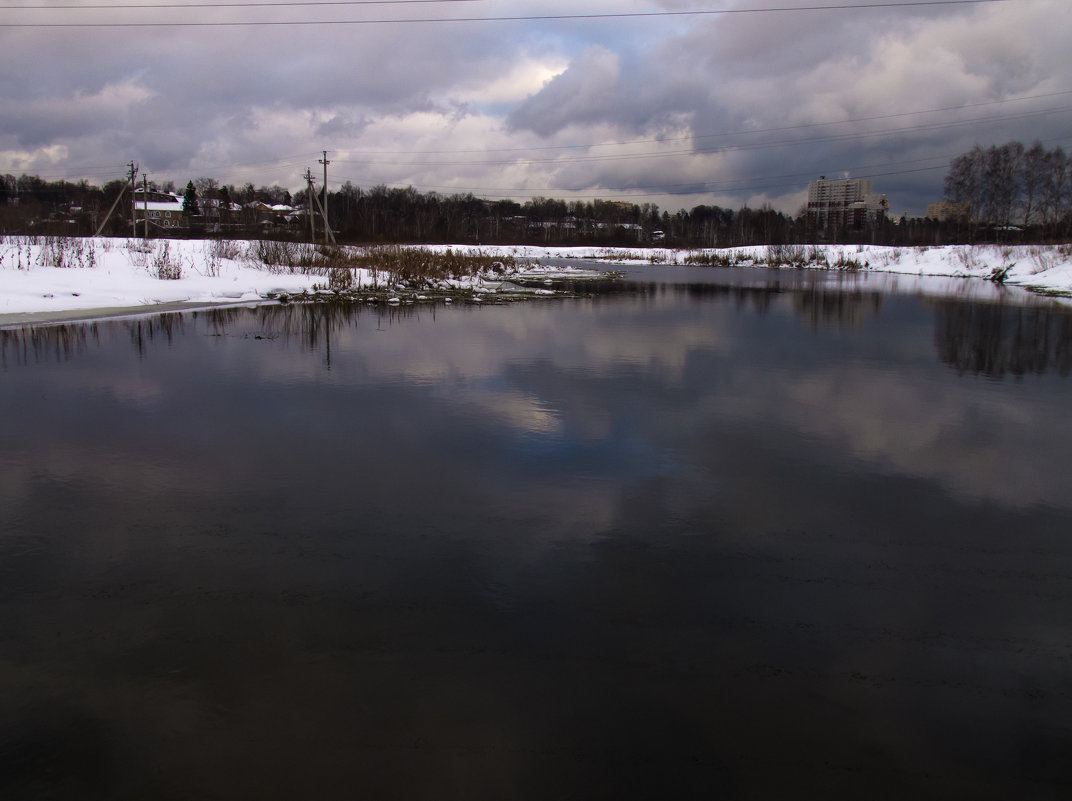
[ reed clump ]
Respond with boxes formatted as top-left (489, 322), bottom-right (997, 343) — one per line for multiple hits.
top-left (246, 243), bottom-right (515, 286)
top-left (684, 251), bottom-right (738, 267)
top-left (354, 246), bottom-right (515, 283)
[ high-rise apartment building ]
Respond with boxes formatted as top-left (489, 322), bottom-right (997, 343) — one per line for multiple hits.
top-left (806, 176), bottom-right (889, 233)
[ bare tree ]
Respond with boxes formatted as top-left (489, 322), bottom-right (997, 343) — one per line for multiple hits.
top-left (945, 145), bottom-right (987, 237)
top-left (194, 176), bottom-right (219, 199)
top-left (1029, 147), bottom-right (1066, 236)
top-left (1020, 141), bottom-right (1048, 226)
top-left (986, 141), bottom-right (1023, 233)
top-left (943, 141), bottom-right (1072, 237)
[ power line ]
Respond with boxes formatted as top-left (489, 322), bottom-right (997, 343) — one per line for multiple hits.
top-left (14, 116), bottom-right (1067, 193)
top-left (337, 90), bottom-right (1072, 157)
top-left (0, 167), bottom-right (131, 181)
top-left (11, 94), bottom-right (1061, 185)
top-left (364, 153), bottom-right (957, 194)
top-left (332, 133), bottom-right (1072, 200)
top-left (106, 91), bottom-right (1063, 183)
top-left (147, 92), bottom-right (1072, 182)
top-left (14, 132), bottom-right (1072, 207)
top-left (42, 106), bottom-right (1055, 190)
top-left (0, 0), bottom-right (1016, 27)
top-left (332, 164), bottom-right (952, 201)
top-left (333, 106), bottom-right (1072, 167)
top-left (9, 0), bottom-right (486, 8)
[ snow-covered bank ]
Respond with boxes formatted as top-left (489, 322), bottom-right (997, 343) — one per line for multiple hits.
top-left (2, 238), bottom-right (1071, 325)
top-left (427, 243), bottom-right (1072, 299)
top-left (0, 238), bottom-right (315, 317)
top-left (0, 237), bottom-right (592, 324)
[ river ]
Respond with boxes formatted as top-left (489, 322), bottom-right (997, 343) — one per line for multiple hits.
top-left (2, 264), bottom-right (1071, 799)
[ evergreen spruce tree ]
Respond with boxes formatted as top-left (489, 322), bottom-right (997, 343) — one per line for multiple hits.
top-left (183, 181), bottom-right (200, 217)
top-left (218, 185), bottom-right (231, 222)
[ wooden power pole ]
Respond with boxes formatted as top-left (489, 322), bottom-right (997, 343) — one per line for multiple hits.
top-left (318, 150), bottom-right (331, 244)
top-left (304, 169), bottom-right (316, 242)
top-left (129, 161), bottom-right (138, 238)
top-left (143, 175), bottom-right (150, 239)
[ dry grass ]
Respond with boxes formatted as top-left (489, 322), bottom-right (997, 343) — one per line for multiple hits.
top-left (353, 246), bottom-right (514, 283)
top-left (242, 242), bottom-right (518, 289)
top-left (150, 241), bottom-right (183, 279)
top-left (594, 248), bottom-right (643, 262)
top-left (831, 252), bottom-right (865, 270)
top-left (684, 251), bottom-right (737, 267)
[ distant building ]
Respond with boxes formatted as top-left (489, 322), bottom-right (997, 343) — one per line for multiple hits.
top-left (925, 201), bottom-right (971, 223)
top-left (806, 177), bottom-right (888, 233)
top-left (132, 188), bottom-right (185, 230)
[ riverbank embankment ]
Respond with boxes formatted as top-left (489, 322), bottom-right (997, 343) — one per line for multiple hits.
top-left (2, 238), bottom-right (1071, 326)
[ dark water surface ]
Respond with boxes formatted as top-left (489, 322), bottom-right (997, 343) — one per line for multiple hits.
top-left (2, 267), bottom-right (1072, 799)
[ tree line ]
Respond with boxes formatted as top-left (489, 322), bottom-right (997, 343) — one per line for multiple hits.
top-left (0, 172), bottom-right (919, 246)
top-left (944, 140), bottom-right (1071, 237)
top-left (0, 173), bottom-right (808, 247)
top-left (0, 175), bottom-right (953, 247)
top-left (3, 143), bottom-right (1071, 247)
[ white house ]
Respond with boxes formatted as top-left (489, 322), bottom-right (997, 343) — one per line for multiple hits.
top-left (132, 188), bottom-right (185, 230)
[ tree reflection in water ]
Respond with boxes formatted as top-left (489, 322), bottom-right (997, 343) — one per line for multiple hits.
top-left (5, 285), bottom-right (1070, 379)
top-left (933, 300), bottom-right (1072, 378)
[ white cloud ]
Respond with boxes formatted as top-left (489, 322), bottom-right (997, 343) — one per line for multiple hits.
top-left (1, 0), bottom-right (1069, 214)
top-left (0, 144), bottom-right (69, 173)
top-left (457, 56), bottom-right (569, 106)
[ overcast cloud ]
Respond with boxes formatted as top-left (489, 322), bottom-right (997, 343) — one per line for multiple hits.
top-left (2, 0), bottom-right (1069, 215)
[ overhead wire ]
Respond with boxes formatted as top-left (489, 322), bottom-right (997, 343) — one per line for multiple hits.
top-left (169, 91), bottom-right (1072, 181)
top-left (18, 131), bottom-right (1072, 204)
top-left (343, 90), bottom-right (1072, 156)
top-left (7, 88), bottom-right (1064, 183)
top-left (332, 106), bottom-right (1072, 167)
top-left (0, 0), bottom-right (1017, 27)
top-left (330, 164), bottom-right (950, 201)
top-left (9, 0), bottom-right (485, 7)
top-left (11, 107), bottom-right (1069, 198)
top-left (110, 91), bottom-right (1069, 181)
top-left (335, 151), bottom-right (956, 192)
top-left (331, 132), bottom-right (1072, 201)
top-left (334, 164), bottom-right (951, 199)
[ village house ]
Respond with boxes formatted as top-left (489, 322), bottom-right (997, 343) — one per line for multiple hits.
top-left (132, 187), bottom-right (185, 230)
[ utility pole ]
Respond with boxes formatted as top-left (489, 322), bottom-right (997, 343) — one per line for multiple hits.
top-left (94, 186), bottom-right (127, 237)
top-left (304, 169), bottom-right (316, 243)
top-left (307, 176), bottom-right (337, 245)
top-left (95, 171), bottom-right (134, 237)
top-left (318, 150), bottom-right (331, 244)
top-left (143, 175), bottom-right (150, 239)
top-left (128, 161), bottom-right (139, 238)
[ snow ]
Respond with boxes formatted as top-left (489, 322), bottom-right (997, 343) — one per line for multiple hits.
top-left (2, 237), bottom-right (1071, 325)
top-left (0, 239), bottom-right (306, 316)
top-left (0, 237), bottom-right (567, 323)
top-left (430, 243), bottom-right (1072, 303)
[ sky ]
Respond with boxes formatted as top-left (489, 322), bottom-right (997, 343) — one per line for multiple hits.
top-left (1, 0), bottom-right (1070, 216)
